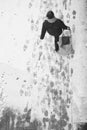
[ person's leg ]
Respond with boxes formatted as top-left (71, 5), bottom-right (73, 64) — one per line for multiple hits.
top-left (55, 42), bottom-right (59, 52)
top-left (55, 37), bottom-right (59, 52)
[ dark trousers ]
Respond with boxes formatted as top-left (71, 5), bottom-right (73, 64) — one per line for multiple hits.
top-left (55, 37), bottom-right (59, 52)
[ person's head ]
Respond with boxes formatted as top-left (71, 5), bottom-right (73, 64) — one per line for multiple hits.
top-left (46, 10), bottom-right (55, 19)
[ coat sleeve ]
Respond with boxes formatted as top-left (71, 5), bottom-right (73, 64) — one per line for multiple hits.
top-left (60, 20), bottom-right (70, 30)
top-left (40, 22), bottom-right (46, 39)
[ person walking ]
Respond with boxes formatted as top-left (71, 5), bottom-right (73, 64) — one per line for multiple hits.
top-left (40, 10), bottom-right (70, 52)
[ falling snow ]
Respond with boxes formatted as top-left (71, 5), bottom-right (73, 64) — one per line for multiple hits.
top-left (0, 0), bottom-right (87, 130)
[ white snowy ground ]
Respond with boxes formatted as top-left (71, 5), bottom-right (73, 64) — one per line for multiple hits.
top-left (0, 0), bottom-right (87, 125)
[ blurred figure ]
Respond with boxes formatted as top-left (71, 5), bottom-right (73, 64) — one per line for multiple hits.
top-left (40, 10), bottom-right (70, 52)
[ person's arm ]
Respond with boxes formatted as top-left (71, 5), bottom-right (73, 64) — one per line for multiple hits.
top-left (60, 19), bottom-right (70, 30)
top-left (40, 22), bottom-right (46, 40)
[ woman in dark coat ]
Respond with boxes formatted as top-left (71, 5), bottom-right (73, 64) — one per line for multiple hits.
top-left (40, 10), bottom-right (70, 52)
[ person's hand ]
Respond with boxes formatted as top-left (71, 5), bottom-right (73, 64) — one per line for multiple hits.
top-left (67, 27), bottom-right (70, 30)
top-left (67, 27), bottom-right (71, 35)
